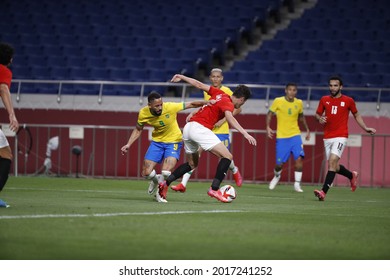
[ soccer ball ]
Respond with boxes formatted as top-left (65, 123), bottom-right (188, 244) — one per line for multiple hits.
top-left (219, 185), bottom-right (236, 202)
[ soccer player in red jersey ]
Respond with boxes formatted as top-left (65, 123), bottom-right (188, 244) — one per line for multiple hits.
top-left (314, 76), bottom-right (376, 201)
top-left (158, 74), bottom-right (257, 203)
top-left (0, 42), bottom-right (19, 208)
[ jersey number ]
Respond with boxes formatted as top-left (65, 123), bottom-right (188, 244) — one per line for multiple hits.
top-left (331, 106), bottom-right (338, 114)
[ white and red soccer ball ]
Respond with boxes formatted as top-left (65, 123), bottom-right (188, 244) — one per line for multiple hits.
top-left (219, 185), bottom-right (236, 202)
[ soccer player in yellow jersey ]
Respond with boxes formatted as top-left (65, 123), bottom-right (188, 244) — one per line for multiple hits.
top-left (171, 68), bottom-right (244, 193)
top-left (266, 83), bottom-right (310, 192)
top-left (121, 91), bottom-right (210, 203)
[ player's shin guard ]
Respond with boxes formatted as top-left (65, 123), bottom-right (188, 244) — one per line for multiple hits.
top-left (166, 163), bottom-right (192, 186)
top-left (211, 158), bottom-right (231, 190)
top-left (145, 169), bottom-right (158, 184)
top-left (0, 158), bottom-right (11, 192)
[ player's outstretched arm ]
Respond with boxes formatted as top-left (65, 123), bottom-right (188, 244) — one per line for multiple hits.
top-left (184, 99), bottom-right (213, 109)
top-left (171, 74), bottom-right (210, 93)
top-left (121, 124), bottom-right (143, 155)
top-left (225, 111), bottom-right (256, 146)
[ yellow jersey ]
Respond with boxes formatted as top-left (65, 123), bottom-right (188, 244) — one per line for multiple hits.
top-left (137, 102), bottom-right (184, 143)
top-left (203, 85), bottom-right (233, 134)
top-left (269, 97), bottom-right (303, 138)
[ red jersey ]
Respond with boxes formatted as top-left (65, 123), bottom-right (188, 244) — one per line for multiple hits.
top-left (190, 86), bottom-right (234, 130)
top-left (316, 94), bottom-right (358, 139)
top-left (0, 65), bottom-right (12, 88)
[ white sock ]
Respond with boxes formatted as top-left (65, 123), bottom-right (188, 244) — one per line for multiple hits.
top-left (229, 160), bottom-right (238, 173)
top-left (145, 169), bottom-right (158, 184)
top-left (161, 170), bottom-right (171, 179)
top-left (294, 171), bottom-right (302, 184)
top-left (181, 170), bottom-right (193, 187)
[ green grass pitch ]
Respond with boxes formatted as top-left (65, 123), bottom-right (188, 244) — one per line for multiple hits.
top-left (0, 177), bottom-right (389, 260)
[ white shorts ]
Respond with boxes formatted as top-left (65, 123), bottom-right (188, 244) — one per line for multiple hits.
top-left (182, 121), bottom-right (221, 153)
top-left (0, 130), bottom-right (10, 148)
top-left (323, 137), bottom-right (347, 160)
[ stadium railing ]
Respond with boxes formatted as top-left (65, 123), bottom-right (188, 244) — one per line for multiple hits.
top-left (11, 79), bottom-right (390, 107)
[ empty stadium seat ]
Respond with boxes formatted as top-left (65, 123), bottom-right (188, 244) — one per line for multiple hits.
top-left (3, 0), bottom-right (388, 98)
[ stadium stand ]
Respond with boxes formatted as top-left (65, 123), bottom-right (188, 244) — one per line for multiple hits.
top-left (227, 0), bottom-right (389, 97)
top-left (1, 0), bottom-right (277, 85)
top-left (1, 0), bottom-right (389, 100)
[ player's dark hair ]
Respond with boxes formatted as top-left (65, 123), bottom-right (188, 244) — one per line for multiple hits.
top-left (147, 91), bottom-right (161, 103)
top-left (0, 42), bottom-right (14, 66)
top-left (329, 75), bottom-right (343, 86)
top-left (233, 84), bottom-right (252, 100)
top-left (285, 82), bottom-right (297, 89)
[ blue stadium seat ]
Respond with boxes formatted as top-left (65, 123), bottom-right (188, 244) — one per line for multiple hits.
top-left (236, 71), bottom-right (259, 84)
top-left (376, 63), bottom-right (390, 73)
top-left (339, 73), bottom-right (362, 87)
top-left (125, 57), bottom-right (145, 69)
top-left (354, 62), bottom-right (376, 73)
top-left (82, 46), bottom-right (101, 58)
top-left (145, 58), bottom-right (166, 70)
top-left (300, 72), bottom-right (323, 86)
top-left (69, 67), bottom-right (90, 80)
top-left (110, 68), bottom-right (130, 81)
top-left (46, 56), bottom-right (67, 68)
top-left (100, 46), bottom-right (122, 58)
top-left (130, 69), bottom-right (149, 81)
top-left (267, 50), bottom-right (289, 61)
top-left (11, 65), bottom-right (32, 79)
top-left (360, 73), bottom-right (383, 87)
top-left (254, 61), bottom-right (275, 72)
top-left (293, 61), bottom-right (316, 73)
top-left (233, 61), bottom-right (254, 72)
top-left (90, 67), bottom-right (110, 80)
top-left (259, 72), bottom-right (280, 84)
top-left (51, 66), bottom-right (70, 80)
top-left (302, 40), bottom-right (324, 51)
top-left (30, 66), bottom-right (51, 79)
top-left (279, 72), bottom-right (300, 84)
top-left (333, 62), bottom-right (356, 74)
top-left (105, 57), bottom-right (127, 68)
top-left (42, 45), bottom-right (63, 57)
top-left (287, 50), bottom-right (309, 61)
top-left (155, 37), bottom-right (176, 49)
top-left (222, 72), bottom-right (239, 83)
top-left (136, 36), bottom-right (156, 48)
top-left (149, 69), bottom-right (168, 82)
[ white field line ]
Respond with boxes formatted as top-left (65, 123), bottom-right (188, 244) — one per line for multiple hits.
top-left (0, 210), bottom-right (247, 220)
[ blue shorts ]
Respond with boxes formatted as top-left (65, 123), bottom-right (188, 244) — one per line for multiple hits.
top-left (145, 141), bottom-right (183, 164)
top-left (275, 135), bottom-right (304, 165)
top-left (216, 134), bottom-right (231, 150)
